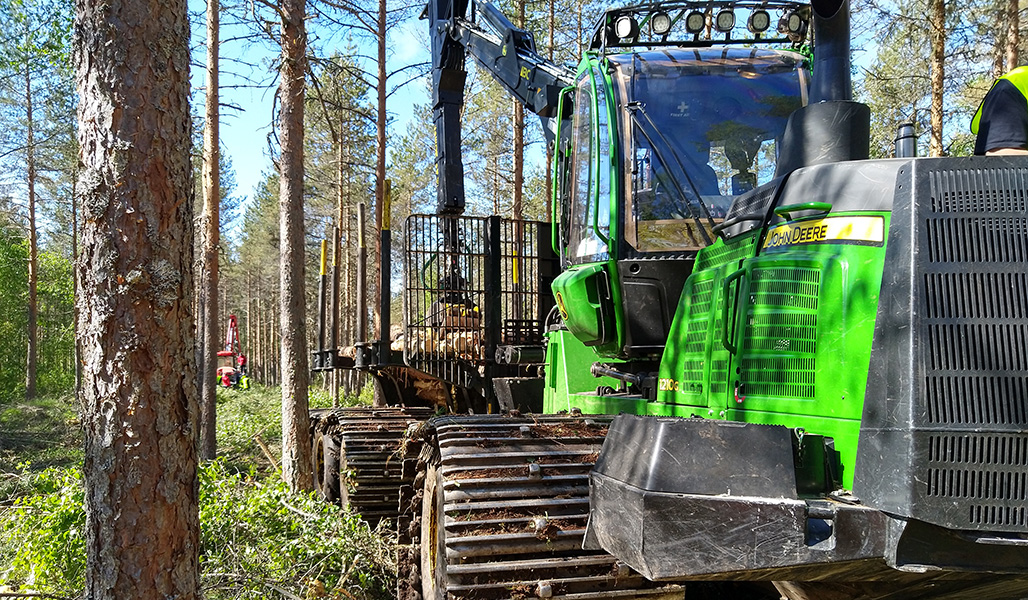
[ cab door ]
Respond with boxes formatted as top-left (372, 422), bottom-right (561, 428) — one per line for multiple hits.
top-left (551, 61), bottom-right (622, 356)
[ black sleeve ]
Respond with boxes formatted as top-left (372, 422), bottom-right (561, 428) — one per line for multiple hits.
top-left (974, 80), bottom-right (1028, 155)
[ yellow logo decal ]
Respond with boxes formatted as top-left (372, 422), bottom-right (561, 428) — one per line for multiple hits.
top-left (520, 66), bottom-right (530, 79)
top-left (555, 292), bottom-right (569, 320)
top-left (763, 215), bottom-right (885, 250)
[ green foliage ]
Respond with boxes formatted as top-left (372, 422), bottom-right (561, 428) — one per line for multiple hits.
top-left (308, 380), bottom-right (376, 409)
top-left (0, 466), bottom-right (86, 593)
top-left (199, 460), bottom-right (395, 599)
top-left (216, 384), bottom-right (284, 472)
top-left (0, 394), bottom-right (81, 480)
top-left (0, 226), bottom-right (75, 403)
top-left (0, 462), bottom-right (396, 599)
top-left (35, 248), bottom-right (74, 394)
top-left (0, 227), bottom-right (29, 403)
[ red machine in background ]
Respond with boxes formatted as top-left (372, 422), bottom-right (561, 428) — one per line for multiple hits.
top-left (216, 314), bottom-right (250, 389)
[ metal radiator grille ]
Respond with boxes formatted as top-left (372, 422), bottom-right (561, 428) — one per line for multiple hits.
top-left (927, 434), bottom-right (1028, 527)
top-left (914, 166), bottom-right (1028, 529)
top-left (740, 267), bottom-right (820, 399)
top-left (929, 167), bottom-right (1028, 213)
top-left (926, 376), bottom-right (1028, 425)
top-left (694, 235), bottom-right (755, 272)
top-left (678, 276), bottom-right (716, 396)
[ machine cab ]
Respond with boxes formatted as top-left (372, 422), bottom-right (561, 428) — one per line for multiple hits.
top-left (552, 47), bottom-right (809, 359)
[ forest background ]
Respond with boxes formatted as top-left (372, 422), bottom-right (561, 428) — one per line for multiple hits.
top-left (0, 0), bottom-right (1017, 403)
top-left (0, 0), bottom-right (1020, 593)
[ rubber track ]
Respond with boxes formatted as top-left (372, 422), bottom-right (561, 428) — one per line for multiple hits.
top-left (313, 406), bottom-right (436, 526)
top-left (423, 414), bottom-right (684, 600)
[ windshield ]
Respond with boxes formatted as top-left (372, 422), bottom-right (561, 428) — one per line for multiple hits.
top-left (610, 48), bottom-right (808, 254)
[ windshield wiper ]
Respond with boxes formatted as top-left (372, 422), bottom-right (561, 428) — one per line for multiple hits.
top-left (626, 101), bottom-right (715, 246)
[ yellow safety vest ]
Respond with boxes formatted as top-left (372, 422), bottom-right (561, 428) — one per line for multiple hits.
top-left (971, 66), bottom-right (1028, 134)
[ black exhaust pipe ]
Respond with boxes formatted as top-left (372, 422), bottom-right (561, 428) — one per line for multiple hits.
top-left (773, 0), bottom-right (868, 177)
top-left (809, 0), bottom-right (852, 103)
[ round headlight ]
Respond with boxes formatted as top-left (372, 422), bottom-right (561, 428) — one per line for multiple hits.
top-left (615, 15), bottom-right (638, 39)
top-left (685, 10), bottom-right (706, 34)
top-left (780, 11), bottom-right (806, 35)
top-left (747, 9), bottom-right (770, 33)
top-left (651, 11), bottom-right (672, 35)
top-left (714, 9), bottom-right (735, 32)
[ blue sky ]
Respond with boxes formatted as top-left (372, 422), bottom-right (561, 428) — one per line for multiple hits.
top-left (189, 1), bottom-right (431, 209)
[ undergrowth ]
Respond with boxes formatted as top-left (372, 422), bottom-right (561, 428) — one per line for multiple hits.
top-left (0, 385), bottom-right (391, 599)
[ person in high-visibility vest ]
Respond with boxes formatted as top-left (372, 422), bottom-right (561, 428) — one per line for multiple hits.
top-left (972, 66), bottom-right (1028, 156)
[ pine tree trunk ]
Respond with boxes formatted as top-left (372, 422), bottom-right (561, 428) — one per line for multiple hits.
top-left (25, 62), bottom-right (38, 401)
top-left (929, 0), bottom-right (946, 157)
top-left (278, 0), bottom-right (313, 492)
top-left (72, 141), bottom-right (81, 393)
top-left (199, 0), bottom-right (221, 461)
top-left (74, 0), bottom-right (199, 595)
top-left (512, 0), bottom-right (526, 220)
top-left (1007, 0), bottom-right (1019, 71)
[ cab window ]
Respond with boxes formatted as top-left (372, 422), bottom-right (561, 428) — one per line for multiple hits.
top-left (567, 66), bottom-right (611, 264)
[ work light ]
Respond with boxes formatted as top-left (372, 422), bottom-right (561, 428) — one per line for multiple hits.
top-left (685, 10), bottom-right (706, 34)
top-left (651, 11), bottom-right (672, 35)
top-left (714, 9), bottom-right (735, 32)
top-left (747, 9), bottom-right (770, 33)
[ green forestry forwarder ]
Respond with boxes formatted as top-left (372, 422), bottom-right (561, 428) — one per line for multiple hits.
top-left (307, 0), bottom-right (1028, 597)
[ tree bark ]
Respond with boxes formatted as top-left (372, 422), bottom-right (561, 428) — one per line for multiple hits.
top-left (1007, 0), bottom-right (1019, 72)
top-left (278, 0), bottom-right (313, 492)
top-left (25, 61), bottom-right (38, 401)
top-left (200, 0), bottom-right (221, 461)
top-left (372, 0), bottom-right (389, 408)
top-left (928, 0), bottom-right (945, 157)
top-left (74, 0), bottom-right (199, 596)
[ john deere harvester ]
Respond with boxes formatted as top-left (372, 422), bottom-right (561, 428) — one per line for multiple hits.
top-left (310, 0), bottom-right (1028, 597)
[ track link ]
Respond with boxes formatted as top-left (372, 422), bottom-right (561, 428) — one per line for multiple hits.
top-left (311, 406), bottom-right (436, 526)
top-left (402, 414), bottom-right (684, 600)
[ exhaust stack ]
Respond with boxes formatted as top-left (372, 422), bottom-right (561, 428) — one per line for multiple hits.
top-left (809, 0), bottom-right (852, 103)
top-left (773, 0), bottom-right (869, 177)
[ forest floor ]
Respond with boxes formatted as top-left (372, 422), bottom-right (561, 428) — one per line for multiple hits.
top-left (0, 385), bottom-right (394, 599)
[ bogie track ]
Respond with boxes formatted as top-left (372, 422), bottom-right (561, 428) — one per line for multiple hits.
top-left (400, 414), bottom-right (684, 600)
top-left (311, 406), bottom-right (436, 527)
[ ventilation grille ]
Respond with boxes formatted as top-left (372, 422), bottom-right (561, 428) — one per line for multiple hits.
top-left (695, 235), bottom-right (756, 272)
top-left (909, 164), bottom-right (1028, 532)
top-left (926, 323), bottom-right (1028, 372)
top-left (926, 434), bottom-right (1028, 527)
top-left (740, 267), bottom-right (820, 400)
top-left (750, 267), bottom-right (820, 310)
top-left (929, 168), bottom-right (1028, 214)
top-left (923, 272), bottom-right (1028, 319)
top-left (678, 277), bottom-right (715, 395)
top-left (682, 278), bottom-right (715, 356)
top-left (926, 376), bottom-right (1028, 425)
top-left (926, 217), bottom-right (1028, 263)
top-left (743, 314), bottom-right (817, 354)
top-left (739, 357), bottom-right (816, 398)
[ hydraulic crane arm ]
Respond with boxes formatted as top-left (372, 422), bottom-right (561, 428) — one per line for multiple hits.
top-left (427, 0), bottom-right (574, 214)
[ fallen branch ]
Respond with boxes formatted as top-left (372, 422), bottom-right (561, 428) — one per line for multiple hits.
top-left (280, 498), bottom-right (320, 520)
top-left (251, 431), bottom-right (279, 471)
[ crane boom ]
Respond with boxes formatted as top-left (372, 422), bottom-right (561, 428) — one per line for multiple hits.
top-left (427, 0), bottom-right (574, 215)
